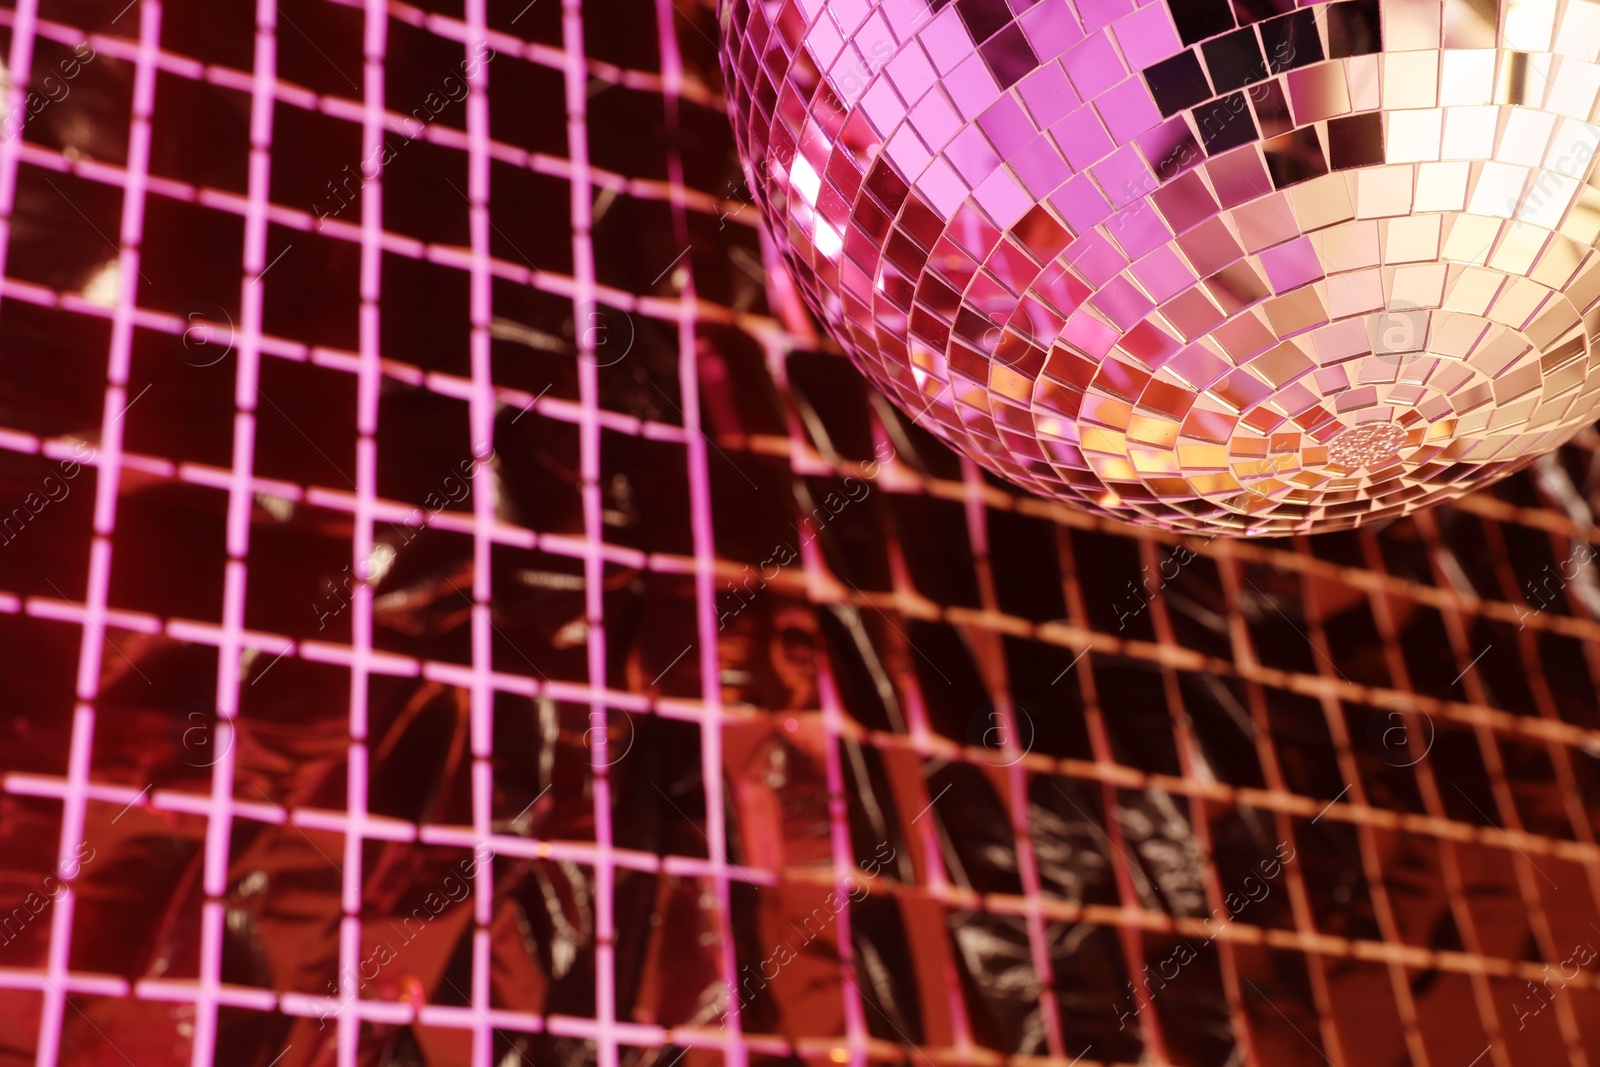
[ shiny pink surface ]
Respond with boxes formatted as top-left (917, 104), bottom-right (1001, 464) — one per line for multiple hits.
top-left (720, 0), bottom-right (1600, 534)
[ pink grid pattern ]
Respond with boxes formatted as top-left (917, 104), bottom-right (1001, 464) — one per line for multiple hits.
top-left (0, 0), bottom-right (768, 1064)
top-left (0, 0), bottom-right (1597, 1065)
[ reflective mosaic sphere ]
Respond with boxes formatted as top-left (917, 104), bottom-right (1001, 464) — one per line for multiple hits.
top-left (719, 0), bottom-right (1600, 534)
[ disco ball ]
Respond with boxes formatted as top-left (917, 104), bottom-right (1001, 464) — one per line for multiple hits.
top-left (719, 0), bottom-right (1600, 535)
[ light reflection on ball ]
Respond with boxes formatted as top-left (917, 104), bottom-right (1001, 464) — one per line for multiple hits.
top-left (721, 0), bottom-right (1600, 534)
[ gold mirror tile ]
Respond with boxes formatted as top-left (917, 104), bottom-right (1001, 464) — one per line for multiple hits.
top-left (723, 0), bottom-right (1600, 533)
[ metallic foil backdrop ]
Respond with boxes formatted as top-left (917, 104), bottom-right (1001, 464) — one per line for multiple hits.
top-left (0, 1), bottom-right (1595, 1066)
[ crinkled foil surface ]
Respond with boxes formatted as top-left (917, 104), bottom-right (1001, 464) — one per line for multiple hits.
top-left (0, 1), bottom-right (1597, 1066)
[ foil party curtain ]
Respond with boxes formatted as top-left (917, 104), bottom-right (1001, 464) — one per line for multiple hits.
top-left (0, 1), bottom-right (1594, 1067)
